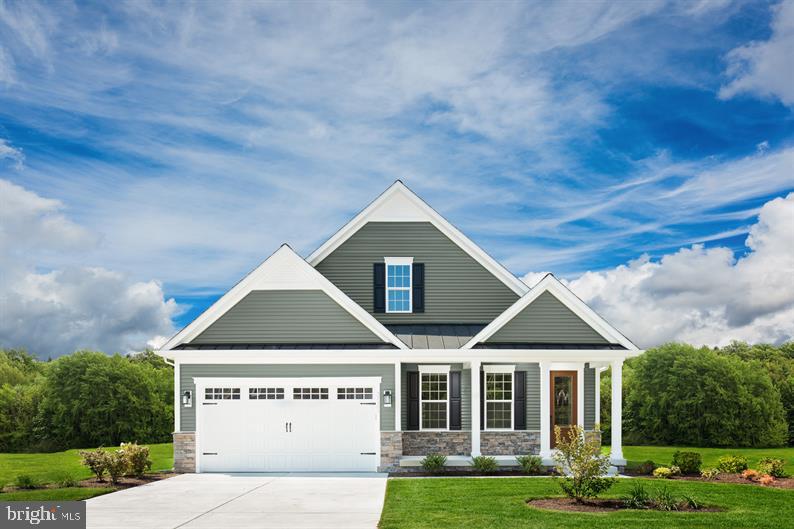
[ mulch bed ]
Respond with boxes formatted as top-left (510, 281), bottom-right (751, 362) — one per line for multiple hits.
top-left (671, 473), bottom-right (794, 489)
top-left (78, 471), bottom-right (177, 489)
top-left (527, 497), bottom-right (722, 513)
top-left (389, 470), bottom-right (552, 477)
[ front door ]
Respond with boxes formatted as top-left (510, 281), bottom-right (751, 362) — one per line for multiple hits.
top-left (550, 371), bottom-right (577, 448)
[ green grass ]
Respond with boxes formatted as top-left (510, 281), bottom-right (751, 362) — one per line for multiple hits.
top-left (0, 487), bottom-right (115, 501)
top-left (380, 477), bottom-right (794, 529)
top-left (0, 443), bottom-right (173, 487)
top-left (617, 445), bottom-right (794, 470)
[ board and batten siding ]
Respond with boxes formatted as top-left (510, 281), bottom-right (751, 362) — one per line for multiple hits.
top-left (486, 291), bottom-right (609, 344)
top-left (401, 363), bottom-right (540, 431)
top-left (179, 364), bottom-right (395, 431)
top-left (190, 290), bottom-right (383, 344)
top-left (314, 222), bottom-right (520, 324)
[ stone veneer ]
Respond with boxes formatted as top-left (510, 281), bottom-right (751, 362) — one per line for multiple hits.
top-left (402, 431), bottom-right (471, 456)
top-left (380, 432), bottom-right (403, 471)
top-left (480, 431), bottom-right (540, 455)
top-left (173, 432), bottom-right (196, 473)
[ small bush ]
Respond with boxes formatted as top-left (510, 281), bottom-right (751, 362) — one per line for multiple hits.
top-left (471, 455), bottom-right (498, 474)
top-left (622, 482), bottom-right (650, 509)
top-left (717, 455), bottom-right (748, 474)
top-left (516, 455), bottom-right (543, 475)
top-left (741, 469), bottom-right (760, 481)
top-left (653, 466), bottom-right (673, 479)
top-left (669, 465), bottom-right (681, 476)
top-left (55, 473), bottom-right (78, 488)
top-left (14, 475), bottom-right (41, 489)
top-left (552, 425), bottom-right (615, 503)
top-left (682, 494), bottom-right (700, 510)
top-left (759, 474), bottom-right (775, 486)
top-left (80, 448), bottom-right (110, 482)
top-left (652, 485), bottom-right (679, 511)
top-left (758, 458), bottom-right (786, 478)
top-left (421, 454), bottom-right (447, 474)
top-left (700, 468), bottom-right (719, 480)
top-left (120, 442), bottom-right (152, 478)
top-left (630, 460), bottom-right (657, 475)
top-left (671, 451), bottom-right (702, 475)
top-left (106, 450), bottom-right (129, 484)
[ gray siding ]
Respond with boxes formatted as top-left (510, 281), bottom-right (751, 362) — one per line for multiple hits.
top-left (190, 290), bottom-right (383, 344)
top-left (314, 222), bottom-right (520, 324)
top-left (584, 363), bottom-right (596, 430)
top-left (180, 364), bottom-right (394, 431)
top-left (400, 363), bottom-right (539, 431)
top-left (487, 291), bottom-right (608, 344)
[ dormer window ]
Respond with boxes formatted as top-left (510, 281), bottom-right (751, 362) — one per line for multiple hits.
top-left (385, 257), bottom-right (412, 313)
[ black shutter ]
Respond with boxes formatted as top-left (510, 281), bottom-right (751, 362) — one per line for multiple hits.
top-left (412, 263), bottom-right (425, 313)
top-left (408, 371), bottom-right (419, 430)
top-left (479, 369), bottom-right (484, 431)
top-left (449, 371), bottom-right (461, 430)
top-left (373, 263), bottom-right (385, 313)
top-left (514, 371), bottom-right (526, 430)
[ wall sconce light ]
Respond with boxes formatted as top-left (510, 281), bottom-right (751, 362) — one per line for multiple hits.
top-left (182, 390), bottom-right (192, 408)
top-left (383, 389), bottom-right (392, 407)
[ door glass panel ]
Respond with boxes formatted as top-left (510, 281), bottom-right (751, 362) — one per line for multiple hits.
top-left (553, 376), bottom-right (573, 426)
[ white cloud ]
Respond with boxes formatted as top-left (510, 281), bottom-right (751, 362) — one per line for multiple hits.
top-left (530, 193), bottom-right (794, 347)
top-left (0, 138), bottom-right (23, 169)
top-left (720, 1), bottom-right (794, 106)
top-left (0, 179), bottom-right (177, 356)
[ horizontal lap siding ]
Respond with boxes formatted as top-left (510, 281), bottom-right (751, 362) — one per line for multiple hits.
top-left (180, 364), bottom-right (394, 431)
top-left (315, 222), bottom-right (519, 324)
top-left (487, 291), bottom-right (608, 344)
top-left (190, 290), bottom-right (382, 344)
top-left (584, 364), bottom-right (595, 430)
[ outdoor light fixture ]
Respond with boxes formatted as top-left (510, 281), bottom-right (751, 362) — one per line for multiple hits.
top-left (182, 390), bottom-right (192, 408)
top-left (383, 389), bottom-right (393, 407)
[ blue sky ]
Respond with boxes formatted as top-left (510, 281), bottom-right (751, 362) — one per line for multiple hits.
top-left (1, 1), bottom-right (793, 355)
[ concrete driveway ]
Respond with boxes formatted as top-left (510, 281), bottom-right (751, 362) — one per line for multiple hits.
top-left (86, 473), bottom-right (388, 529)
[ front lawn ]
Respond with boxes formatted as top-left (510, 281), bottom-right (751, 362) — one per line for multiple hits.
top-left (380, 477), bottom-right (794, 529)
top-left (0, 443), bottom-right (173, 487)
top-left (618, 445), bottom-right (794, 469)
top-left (0, 487), bottom-right (115, 501)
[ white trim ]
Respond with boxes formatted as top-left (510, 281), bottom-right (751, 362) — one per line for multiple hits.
top-left (610, 359), bottom-right (625, 465)
top-left (470, 360), bottom-right (481, 456)
top-left (418, 365), bottom-right (450, 431)
top-left (174, 360), bottom-right (181, 432)
top-left (159, 245), bottom-right (407, 351)
top-left (384, 257), bottom-right (413, 313)
top-left (595, 367), bottom-right (601, 425)
top-left (483, 364), bottom-right (515, 373)
top-left (483, 370), bottom-right (513, 431)
top-left (539, 362), bottom-right (551, 460)
top-left (394, 362), bottom-right (401, 431)
top-left (462, 274), bottom-right (639, 351)
top-left (192, 376), bottom-right (383, 389)
top-left (306, 181), bottom-right (529, 296)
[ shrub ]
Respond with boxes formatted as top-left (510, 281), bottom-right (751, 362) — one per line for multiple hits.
top-left (653, 466), bottom-right (673, 479)
top-left (471, 455), bottom-right (498, 474)
top-left (14, 475), bottom-right (41, 489)
top-left (759, 474), bottom-right (775, 486)
top-left (516, 455), bottom-right (543, 475)
top-left (669, 465), bottom-right (681, 476)
top-left (652, 485), bottom-right (680, 511)
top-left (120, 442), bottom-right (152, 478)
top-left (622, 482), bottom-right (650, 509)
top-left (717, 455), bottom-right (748, 474)
top-left (671, 451), bottom-right (702, 475)
top-left (421, 454), bottom-right (446, 474)
top-left (55, 473), bottom-right (78, 487)
top-left (758, 457), bottom-right (786, 478)
top-left (80, 448), bottom-right (110, 482)
top-left (741, 469), bottom-right (759, 481)
top-left (552, 425), bottom-right (615, 503)
top-left (106, 450), bottom-right (129, 484)
top-left (682, 494), bottom-right (701, 510)
top-left (701, 468), bottom-right (719, 480)
top-left (630, 460), bottom-right (657, 475)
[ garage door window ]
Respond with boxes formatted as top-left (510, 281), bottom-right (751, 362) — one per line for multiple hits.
top-left (293, 387), bottom-right (329, 400)
top-left (337, 387), bottom-right (373, 400)
top-left (205, 387), bottom-right (240, 400)
top-left (249, 387), bottom-right (284, 400)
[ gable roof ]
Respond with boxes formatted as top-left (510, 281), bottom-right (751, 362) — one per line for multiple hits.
top-left (160, 245), bottom-right (408, 351)
top-left (462, 274), bottom-right (639, 351)
top-left (306, 181), bottom-right (529, 297)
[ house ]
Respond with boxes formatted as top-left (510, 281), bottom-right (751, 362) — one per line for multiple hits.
top-left (157, 181), bottom-right (641, 473)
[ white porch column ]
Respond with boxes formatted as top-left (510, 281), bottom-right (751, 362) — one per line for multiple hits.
top-left (595, 367), bottom-right (602, 425)
top-left (174, 360), bottom-right (180, 432)
top-left (610, 359), bottom-right (626, 465)
top-left (539, 362), bottom-right (551, 462)
top-left (470, 360), bottom-right (481, 457)
top-left (394, 362), bottom-right (401, 431)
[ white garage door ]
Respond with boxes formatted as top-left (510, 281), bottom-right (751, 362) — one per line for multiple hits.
top-left (195, 377), bottom-right (381, 472)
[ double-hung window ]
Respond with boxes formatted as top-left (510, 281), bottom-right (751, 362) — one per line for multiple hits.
top-left (484, 365), bottom-right (514, 430)
top-left (419, 365), bottom-right (449, 430)
top-left (385, 257), bottom-right (412, 313)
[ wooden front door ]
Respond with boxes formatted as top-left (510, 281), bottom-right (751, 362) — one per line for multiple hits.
top-left (550, 371), bottom-right (577, 448)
